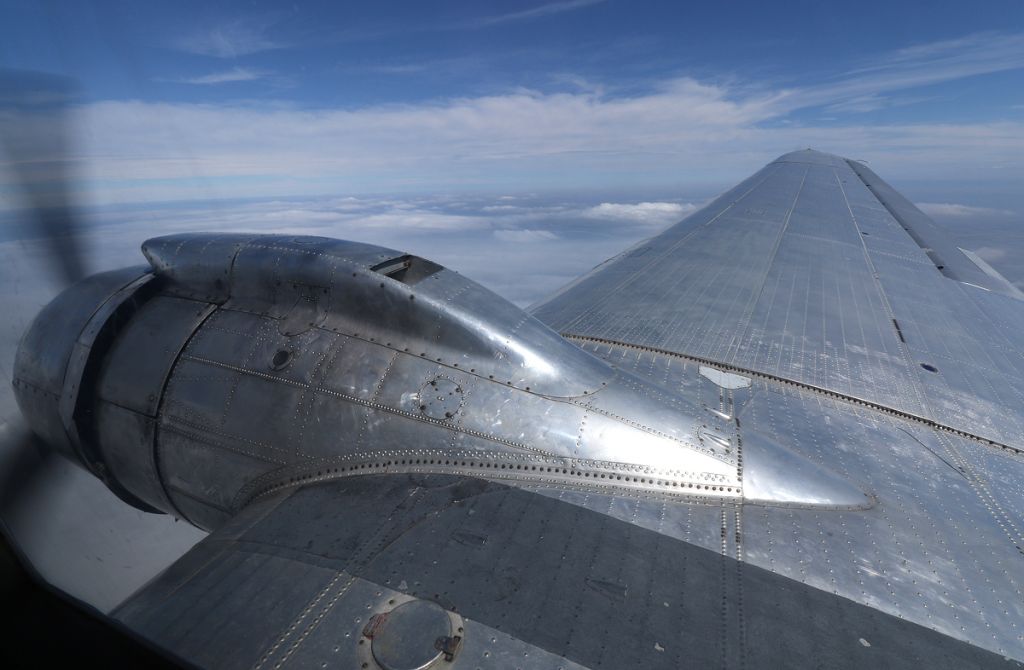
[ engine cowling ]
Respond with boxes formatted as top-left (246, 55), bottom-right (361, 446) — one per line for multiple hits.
top-left (13, 234), bottom-right (870, 530)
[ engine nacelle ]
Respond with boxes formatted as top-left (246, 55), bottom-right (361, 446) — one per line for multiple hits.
top-left (13, 234), bottom-right (869, 530)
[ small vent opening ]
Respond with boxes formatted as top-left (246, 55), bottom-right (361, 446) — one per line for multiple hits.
top-left (270, 349), bottom-right (292, 370)
top-left (371, 255), bottom-right (443, 285)
top-left (891, 319), bottom-right (906, 343)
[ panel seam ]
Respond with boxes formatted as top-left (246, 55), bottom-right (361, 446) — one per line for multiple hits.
top-left (562, 332), bottom-right (1023, 457)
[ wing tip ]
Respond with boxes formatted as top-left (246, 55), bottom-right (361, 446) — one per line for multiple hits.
top-left (771, 147), bottom-right (850, 166)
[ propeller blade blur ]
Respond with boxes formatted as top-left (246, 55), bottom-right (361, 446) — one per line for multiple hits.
top-left (0, 69), bottom-right (87, 286)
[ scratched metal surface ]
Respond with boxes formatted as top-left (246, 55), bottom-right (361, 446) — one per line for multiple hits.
top-left (532, 149), bottom-right (1024, 450)
top-left (562, 338), bottom-right (1024, 658)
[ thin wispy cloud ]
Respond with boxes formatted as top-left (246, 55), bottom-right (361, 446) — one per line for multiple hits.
top-left (786, 31), bottom-right (1024, 113)
top-left (342, 56), bottom-right (480, 76)
top-left (4, 30), bottom-right (1024, 206)
top-left (469, 0), bottom-right (607, 28)
top-left (847, 31), bottom-right (1024, 76)
top-left (823, 93), bottom-right (937, 114)
top-left (9, 78), bottom-right (1016, 206)
top-left (161, 67), bottom-right (269, 85)
top-left (174, 18), bottom-right (285, 58)
top-left (325, 0), bottom-right (607, 42)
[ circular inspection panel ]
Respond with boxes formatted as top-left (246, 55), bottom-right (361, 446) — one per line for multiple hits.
top-left (417, 377), bottom-right (464, 421)
top-left (371, 600), bottom-right (452, 670)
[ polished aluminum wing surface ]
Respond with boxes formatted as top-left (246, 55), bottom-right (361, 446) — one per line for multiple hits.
top-left (534, 149), bottom-right (1024, 450)
top-left (16, 150), bottom-right (1024, 668)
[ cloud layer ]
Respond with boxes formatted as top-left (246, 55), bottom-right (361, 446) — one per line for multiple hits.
top-left (2, 31), bottom-right (1023, 208)
top-left (65, 193), bottom-right (697, 307)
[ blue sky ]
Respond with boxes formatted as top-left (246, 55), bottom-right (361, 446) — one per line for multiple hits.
top-left (1, 1), bottom-right (1024, 305)
top-left (5, 1), bottom-right (1024, 114)
top-left (2, 0), bottom-right (1023, 201)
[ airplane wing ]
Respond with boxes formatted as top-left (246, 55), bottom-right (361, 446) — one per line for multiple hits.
top-left (533, 149), bottom-right (1024, 449)
top-left (14, 150), bottom-right (1024, 668)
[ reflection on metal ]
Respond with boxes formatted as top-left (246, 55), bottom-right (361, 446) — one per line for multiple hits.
top-left (696, 425), bottom-right (732, 455)
top-left (958, 247), bottom-right (1024, 300)
top-left (740, 430), bottom-right (872, 509)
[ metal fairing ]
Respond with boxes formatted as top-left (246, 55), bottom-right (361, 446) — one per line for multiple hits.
top-left (139, 232), bottom-right (867, 530)
top-left (12, 149), bottom-right (1024, 668)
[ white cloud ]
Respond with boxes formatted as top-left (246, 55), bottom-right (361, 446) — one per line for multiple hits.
top-left (174, 18), bottom-right (284, 58)
top-left (916, 202), bottom-right (1014, 217)
top-left (482, 205), bottom-right (524, 212)
top-left (53, 190), bottom-right (1024, 310)
top-left (779, 31), bottom-right (1024, 114)
top-left (823, 93), bottom-right (935, 114)
top-left (5, 32), bottom-right (1024, 207)
top-left (4, 84), bottom-right (1018, 207)
top-left (584, 202), bottom-right (697, 226)
top-left (493, 229), bottom-right (559, 242)
top-left (163, 67), bottom-right (269, 85)
top-left (75, 193), bottom-right (659, 308)
top-left (847, 32), bottom-right (1024, 78)
top-left (161, 200), bottom-right (487, 232)
top-left (345, 212), bottom-right (488, 231)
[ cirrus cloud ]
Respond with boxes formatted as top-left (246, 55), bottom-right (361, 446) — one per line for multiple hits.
top-left (5, 30), bottom-right (1024, 208)
top-left (160, 67), bottom-right (270, 85)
